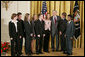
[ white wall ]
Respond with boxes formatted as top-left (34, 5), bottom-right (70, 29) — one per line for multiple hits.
top-left (1, 1), bottom-right (30, 45)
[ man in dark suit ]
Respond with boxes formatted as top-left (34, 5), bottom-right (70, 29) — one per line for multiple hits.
top-left (65, 15), bottom-right (75, 56)
top-left (59, 12), bottom-right (67, 53)
top-left (50, 10), bottom-right (61, 51)
top-left (17, 12), bottom-right (24, 55)
top-left (35, 14), bottom-right (45, 54)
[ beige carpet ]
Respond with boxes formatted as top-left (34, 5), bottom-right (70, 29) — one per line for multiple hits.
top-left (4, 47), bottom-right (84, 56)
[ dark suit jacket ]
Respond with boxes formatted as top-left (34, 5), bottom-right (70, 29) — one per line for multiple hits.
top-left (31, 20), bottom-right (36, 35)
top-left (66, 21), bottom-right (75, 38)
top-left (9, 21), bottom-right (23, 39)
top-left (58, 19), bottom-right (67, 34)
top-left (35, 19), bottom-right (45, 36)
top-left (17, 19), bottom-right (24, 37)
top-left (24, 21), bottom-right (33, 37)
top-left (50, 16), bottom-right (61, 35)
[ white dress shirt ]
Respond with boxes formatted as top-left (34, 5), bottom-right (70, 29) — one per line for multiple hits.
top-left (68, 20), bottom-right (71, 24)
top-left (11, 20), bottom-right (18, 32)
top-left (53, 16), bottom-right (57, 22)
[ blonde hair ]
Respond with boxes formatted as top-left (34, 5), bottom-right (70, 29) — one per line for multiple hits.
top-left (24, 13), bottom-right (30, 21)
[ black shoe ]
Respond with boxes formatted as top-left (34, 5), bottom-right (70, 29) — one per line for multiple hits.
top-left (46, 51), bottom-right (50, 53)
top-left (44, 50), bottom-right (48, 52)
top-left (28, 53), bottom-right (32, 56)
top-left (63, 51), bottom-right (67, 54)
top-left (39, 52), bottom-right (43, 54)
top-left (36, 52), bottom-right (39, 54)
top-left (56, 50), bottom-right (60, 52)
top-left (60, 50), bottom-right (63, 51)
top-left (52, 49), bottom-right (55, 52)
top-left (19, 52), bottom-right (23, 55)
top-left (67, 52), bottom-right (72, 56)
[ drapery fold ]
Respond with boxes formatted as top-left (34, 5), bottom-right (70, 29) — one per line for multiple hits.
top-left (30, 1), bottom-right (84, 48)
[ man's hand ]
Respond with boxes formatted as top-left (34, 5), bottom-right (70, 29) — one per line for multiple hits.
top-left (34, 34), bottom-right (36, 37)
top-left (10, 38), bottom-right (13, 40)
top-left (70, 37), bottom-right (73, 40)
top-left (30, 33), bottom-right (33, 37)
top-left (37, 35), bottom-right (40, 37)
top-left (64, 34), bottom-right (66, 38)
top-left (43, 34), bottom-right (45, 37)
top-left (59, 31), bottom-right (62, 35)
top-left (20, 36), bottom-right (22, 39)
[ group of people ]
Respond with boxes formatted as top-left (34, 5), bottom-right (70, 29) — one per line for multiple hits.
top-left (9, 10), bottom-right (75, 56)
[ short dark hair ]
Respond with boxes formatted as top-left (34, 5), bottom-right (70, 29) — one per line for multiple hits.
top-left (17, 12), bottom-right (22, 16)
top-left (38, 14), bottom-right (43, 18)
top-left (11, 13), bottom-right (17, 19)
top-left (68, 14), bottom-right (73, 18)
top-left (62, 12), bottom-right (67, 17)
top-left (68, 14), bottom-right (73, 20)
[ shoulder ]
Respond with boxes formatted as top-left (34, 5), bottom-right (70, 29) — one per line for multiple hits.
top-left (58, 16), bottom-right (61, 18)
top-left (65, 19), bottom-right (67, 22)
top-left (23, 21), bottom-right (27, 24)
top-left (50, 16), bottom-right (53, 20)
top-left (50, 16), bottom-right (53, 18)
top-left (9, 21), bottom-right (12, 25)
top-left (71, 20), bottom-right (74, 24)
top-left (9, 20), bottom-right (13, 24)
top-left (36, 19), bottom-right (39, 22)
top-left (71, 20), bottom-right (74, 23)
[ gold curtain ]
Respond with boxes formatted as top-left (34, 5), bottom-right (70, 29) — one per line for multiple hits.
top-left (30, 1), bottom-right (84, 48)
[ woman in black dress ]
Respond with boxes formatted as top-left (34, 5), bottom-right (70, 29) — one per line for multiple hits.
top-left (31, 14), bottom-right (37, 54)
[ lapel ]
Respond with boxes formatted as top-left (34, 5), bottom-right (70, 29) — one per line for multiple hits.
top-left (28, 21), bottom-right (31, 26)
top-left (51, 16), bottom-right (55, 24)
top-left (38, 19), bottom-right (42, 24)
top-left (56, 16), bottom-right (59, 21)
top-left (11, 21), bottom-right (17, 32)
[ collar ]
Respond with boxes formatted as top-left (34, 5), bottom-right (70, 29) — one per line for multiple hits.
top-left (11, 19), bottom-right (18, 23)
top-left (39, 18), bottom-right (42, 21)
top-left (68, 20), bottom-right (71, 23)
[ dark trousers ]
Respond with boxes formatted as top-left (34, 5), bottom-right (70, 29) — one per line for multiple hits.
top-left (11, 39), bottom-right (20, 56)
top-left (60, 33), bottom-right (66, 51)
top-left (11, 33), bottom-right (21, 56)
top-left (11, 40), bottom-right (16, 56)
top-left (43, 30), bottom-right (50, 52)
top-left (19, 38), bottom-right (23, 54)
top-left (51, 32), bottom-right (59, 51)
top-left (36, 35), bottom-right (43, 53)
top-left (25, 36), bottom-right (32, 54)
top-left (66, 36), bottom-right (73, 54)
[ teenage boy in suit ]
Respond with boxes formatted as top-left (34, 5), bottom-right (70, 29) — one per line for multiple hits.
top-left (65, 15), bottom-right (75, 56)
top-left (17, 12), bottom-right (24, 56)
top-left (59, 12), bottom-right (67, 53)
top-left (35, 14), bottom-right (45, 54)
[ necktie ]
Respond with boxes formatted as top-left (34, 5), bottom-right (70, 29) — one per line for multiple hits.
top-left (54, 17), bottom-right (56, 25)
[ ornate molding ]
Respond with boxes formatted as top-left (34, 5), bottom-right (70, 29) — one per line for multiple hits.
top-left (1, 1), bottom-right (12, 11)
